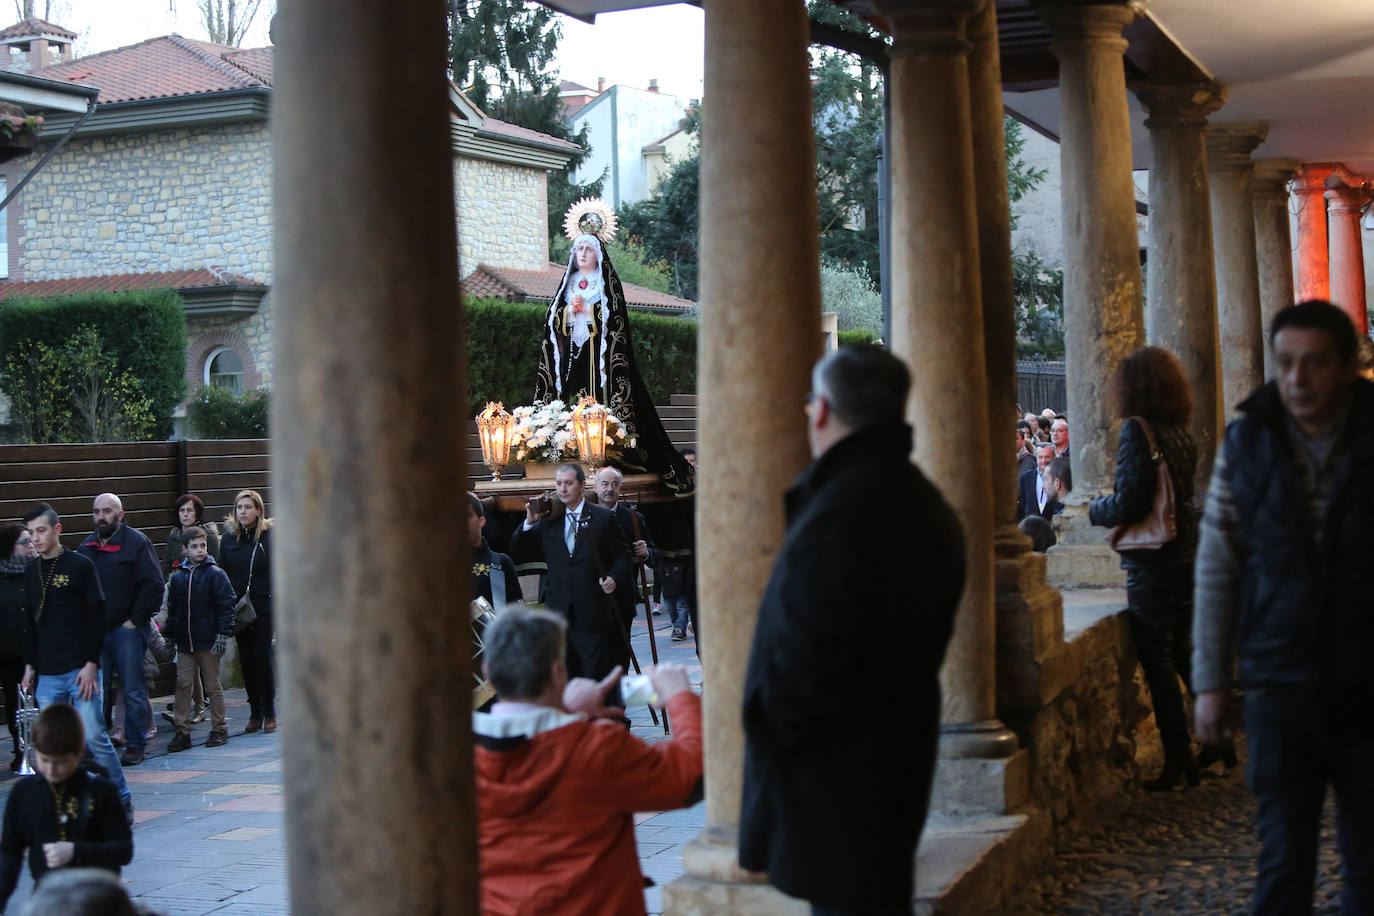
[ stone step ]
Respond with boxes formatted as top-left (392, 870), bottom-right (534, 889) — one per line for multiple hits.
top-left (916, 810), bottom-right (1052, 914)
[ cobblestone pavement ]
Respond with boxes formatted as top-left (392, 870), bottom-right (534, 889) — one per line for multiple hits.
top-left (1004, 737), bottom-right (1347, 915)
top-left (0, 609), bottom-right (702, 915)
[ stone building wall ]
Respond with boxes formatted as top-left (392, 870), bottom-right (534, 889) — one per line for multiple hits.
top-left (1001, 608), bottom-right (1164, 826)
top-left (6, 120), bottom-right (555, 411)
top-left (12, 121), bottom-right (277, 389)
top-left (17, 122), bottom-right (274, 282)
top-left (455, 156), bottom-right (549, 274)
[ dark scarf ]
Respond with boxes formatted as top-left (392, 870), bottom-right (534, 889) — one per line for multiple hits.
top-left (0, 554), bottom-right (32, 576)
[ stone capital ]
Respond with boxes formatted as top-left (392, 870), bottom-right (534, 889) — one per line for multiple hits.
top-left (1205, 121), bottom-right (1268, 172)
top-left (1251, 158), bottom-right (1297, 199)
top-left (1324, 181), bottom-right (1372, 214)
top-left (1135, 81), bottom-right (1227, 128)
top-left (868, 0), bottom-right (981, 57)
top-left (1039, 2), bottom-right (1137, 56)
top-left (1291, 162), bottom-right (1339, 194)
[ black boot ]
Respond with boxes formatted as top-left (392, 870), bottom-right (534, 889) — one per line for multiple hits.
top-left (1196, 742), bottom-right (1238, 771)
top-left (1143, 757), bottom-right (1200, 791)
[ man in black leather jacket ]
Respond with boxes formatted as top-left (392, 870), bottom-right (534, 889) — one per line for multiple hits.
top-left (1194, 300), bottom-right (1374, 914)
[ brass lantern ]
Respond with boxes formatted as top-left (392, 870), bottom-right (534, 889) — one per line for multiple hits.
top-left (569, 396), bottom-right (610, 467)
top-left (475, 402), bottom-right (515, 480)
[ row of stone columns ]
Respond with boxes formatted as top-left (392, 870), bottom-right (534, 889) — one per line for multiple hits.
top-left (266, 0), bottom-right (1338, 911)
top-left (1291, 163), bottom-right (1370, 335)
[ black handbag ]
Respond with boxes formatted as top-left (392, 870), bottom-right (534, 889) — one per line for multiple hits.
top-left (233, 542), bottom-right (260, 635)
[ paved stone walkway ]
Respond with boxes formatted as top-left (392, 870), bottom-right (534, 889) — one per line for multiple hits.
top-left (0, 611), bottom-right (703, 914)
top-left (1004, 737), bottom-right (1347, 915)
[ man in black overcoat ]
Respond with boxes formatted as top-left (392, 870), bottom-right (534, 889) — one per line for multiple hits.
top-left (509, 463), bottom-right (633, 681)
top-left (592, 466), bottom-right (658, 632)
top-left (740, 346), bottom-right (965, 914)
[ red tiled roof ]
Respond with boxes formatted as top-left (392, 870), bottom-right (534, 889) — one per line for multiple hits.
top-left (35, 34), bottom-right (266, 104)
top-left (0, 17), bottom-right (77, 41)
top-left (461, 263), bottom-right (694, 313)
top-left (0, 268), bottom-right (263, 300)
top-left (31, 37), bottom-right (574, 152)
top-left (222, 46), bottom-right (274, 84)
top-left (477, 118), bottom-right (581, 152)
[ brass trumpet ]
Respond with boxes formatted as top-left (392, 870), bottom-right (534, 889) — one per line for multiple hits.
top-left (16, 686), bottom-right (39, 775)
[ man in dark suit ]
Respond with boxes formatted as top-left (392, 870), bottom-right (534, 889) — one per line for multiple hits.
top-left (592, 467), bottom-right (658, 633)
top-left (509, 463), bottom-right (633, 681)
top-left (1016, 441), bottom-right (1061, 522)
top-left (740, 346), bottom-right (964, 914)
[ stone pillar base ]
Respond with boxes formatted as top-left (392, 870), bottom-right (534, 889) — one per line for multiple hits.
top-left (1045, 503), bottom-right (1126, 588)
top-left (663, 829), bottom-right (807, 916)
top-left (931, 748), bottom-right (1030, 817)
top-left (995, 538), bottom-right (1075, 708)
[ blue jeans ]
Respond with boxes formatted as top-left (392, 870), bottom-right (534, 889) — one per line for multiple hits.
top-left (35, 667), bottom-right (131, 807)
top-left (101, 624), bottom-right (150, 752)
top-left (1246, 686), bottom-right (1374, 915)
top-left (664, 594), bottom-right (691, 632)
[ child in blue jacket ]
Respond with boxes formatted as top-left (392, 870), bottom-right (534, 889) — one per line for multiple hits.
top-left (165, 526), bottom-right (235, 751)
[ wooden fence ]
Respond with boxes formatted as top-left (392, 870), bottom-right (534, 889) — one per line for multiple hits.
top-left (0, 439), bottom-right (271, 557)
top-left (0, 395), bottom-right (701, 547)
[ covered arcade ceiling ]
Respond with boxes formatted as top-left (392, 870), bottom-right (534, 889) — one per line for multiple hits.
top-left (540, 0), bottom-right (1374, 175)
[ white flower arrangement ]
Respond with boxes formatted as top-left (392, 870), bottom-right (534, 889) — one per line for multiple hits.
top-left (510, 400), bottom-right (629, 464)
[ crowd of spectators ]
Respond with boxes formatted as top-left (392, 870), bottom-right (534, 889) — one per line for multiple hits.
top-left (0, 489), bottom-right (276, 909)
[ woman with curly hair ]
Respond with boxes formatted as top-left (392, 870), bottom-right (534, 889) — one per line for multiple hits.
top-left (217, 490), bottom-right (276, 733)
top-left (1089, 347), bottom-right (1202, 790)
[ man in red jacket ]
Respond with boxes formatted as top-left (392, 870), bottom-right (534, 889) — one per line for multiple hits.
top-left (473, 606), bottom-right (702, 916)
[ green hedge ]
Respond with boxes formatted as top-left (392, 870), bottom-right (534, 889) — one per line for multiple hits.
top-left (0, 289), bottom-right (187, 440)
top-left (188, 385), bottom-right (270, 439)
top-left (464, 298), bottom-right (697, 413)
top-left (838, 329), bottom-right (878, 347)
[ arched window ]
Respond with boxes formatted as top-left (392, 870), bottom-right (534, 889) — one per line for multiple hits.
top-left (205, 347), bottom-right (244, 395)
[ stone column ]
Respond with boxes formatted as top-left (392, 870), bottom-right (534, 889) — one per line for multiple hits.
top-left (1251, 160), bottom-right (1297, 379)
top-left (1326, 183), bottom-right (1370, 334)
top-left (272, 1), bottom-right (477, 913)
top-left (1039, 2), bottom-right (1145, 589)
top-left (1135, 82), bottom-right (1224, 495)
top-left (1042, 2), bottom-right (1145, 500)
top-left (970, 0), bottom-right (1023, 536)
top-left (878, 0), bottom-right (1020, 793)
top-left (1291, 163), bottom-right (1333, 301)
top-left (969, 0), bottom-right (1062, 770)
top-left (1207, 123), bottom-right (1267, 416)
top-left (662, 0), bottom-right (820, 911)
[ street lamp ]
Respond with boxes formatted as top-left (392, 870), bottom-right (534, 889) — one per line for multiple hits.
top-left (475, 402), bottom-right (515, 480)
top-left (569, 396), bottom-right (610, 467)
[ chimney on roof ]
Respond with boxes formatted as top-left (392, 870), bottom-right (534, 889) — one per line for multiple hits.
top-left (648, 79), bottom-right (659, 93)
top-left (0, 18), bottom-right (75, 73)
top-left (596, 76), bottom-right (606, 93)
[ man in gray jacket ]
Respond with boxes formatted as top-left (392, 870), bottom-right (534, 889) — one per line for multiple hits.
top-left (1193, 300), bottom-right (1374, 913)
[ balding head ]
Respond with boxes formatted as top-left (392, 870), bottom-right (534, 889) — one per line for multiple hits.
top-left (92, 493), bottom-right (124, 540)
top-left (594, 466), bottom-right (624, 508)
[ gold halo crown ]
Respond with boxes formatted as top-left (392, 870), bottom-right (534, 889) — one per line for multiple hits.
top-left (563, 197), bottom-right (618, 245)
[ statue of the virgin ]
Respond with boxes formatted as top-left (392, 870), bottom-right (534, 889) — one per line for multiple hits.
top-left (536, 198), bottom-right (694, 497)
